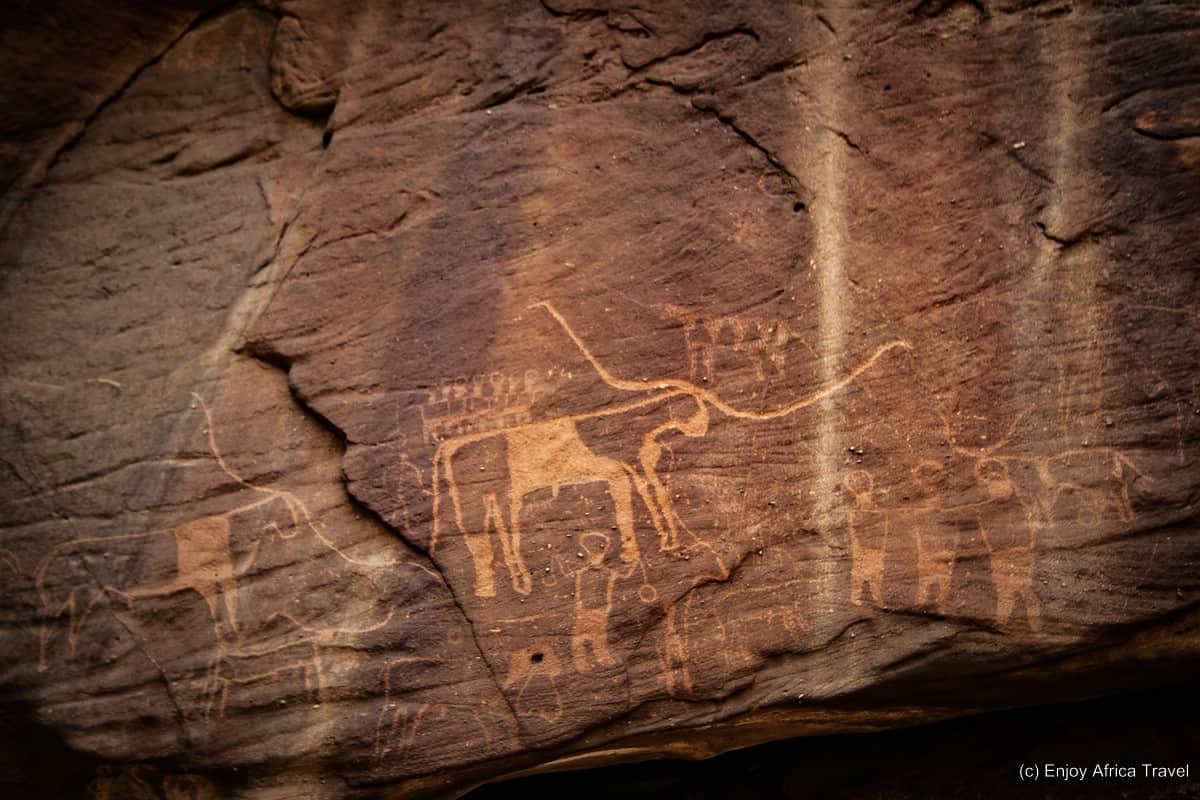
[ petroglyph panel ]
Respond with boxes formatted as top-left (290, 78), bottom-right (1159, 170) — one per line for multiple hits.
top-left (2, 0), bottom-right (1198, 796)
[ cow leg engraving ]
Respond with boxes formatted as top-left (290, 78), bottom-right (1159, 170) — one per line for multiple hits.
top-left (494, 492), bottom-right (532, 595)
top-left (602, 464), bottom-right (639, 565)
top-left (437, 444), bottom-right (499, 598)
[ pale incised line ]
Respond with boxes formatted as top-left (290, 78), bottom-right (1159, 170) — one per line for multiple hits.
top-left (192, 391), bottom-right (438, 577)
top-left (1, 547), bottom-right (21, 576)
top-left (427, 302), bottom-right (911, 561)
top-left (937, 407), bottom-right (1030, 460)
top-left (528, 300), bottom-right (913, 421)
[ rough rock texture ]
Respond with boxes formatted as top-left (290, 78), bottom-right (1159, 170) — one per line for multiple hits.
top-left (1, 0), bottom-right (1198, 797)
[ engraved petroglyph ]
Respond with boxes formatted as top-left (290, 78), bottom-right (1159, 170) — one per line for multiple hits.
top-left (376, 700), bottom-right (432, 761)
top-left (839, 410), bottom-right (1149, 627)
top-left (1038, 448), bottom-right (1143, 526)
top-left (431, 409), bottom-right (660, 598)
top-left (837, 460), bottom-right (975, 617)
top-left (1118, 304), bottom-right (1200, 465)
top-left (911, 460), bottom-right (958, 612)
top-left (940, 409), bottom-right (1148, 529)
top-left (715, 582), bottom-right (808, 674)
top-left (419, 368), bottom-right (573, 444)
top-left (373, 696), bottom-right (502, 765)
top-left (33, 394), bottom-right (420, 719)
top-left (844, 469), bottom-right (886, 607)
top-left (839, 460), bottom-right (958, 612)
top-left (564, 531), bottom-right (619, 672)
top-left (656, 600), bottom-right (692, 697)
top-left (427, 301), bottom-right (911, 603)
top-left (1, 547), bottom-right (22, 577)
top-left (390, 301), bottom-right (911, 705)
top-left (34, 492), bottom-right (300, 673)
top-left (657, 303), bottom-right (796, 384)
top-left (974, 458), bottom-right (1043, 631)
top-left (388, 435), bottom-right (433, 541)
top-left (503, 644), bottom-right (565, 722)
top-left (1137, 368), bottom-right (1194, 466)
top-left (205, 639), bottom-right (323, 719)
top-left (372, 655), bottom-right (444, 759)
top-left (36, 396), bottom-right (316, 672)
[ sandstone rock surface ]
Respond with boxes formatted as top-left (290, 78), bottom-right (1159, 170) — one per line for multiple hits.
top-left (2, 1), bottom-right (1198, 797)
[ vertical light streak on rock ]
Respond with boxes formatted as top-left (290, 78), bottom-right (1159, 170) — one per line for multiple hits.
top-left (1027, 15), bottom-right (1103, 449)
top-left (809, 8), bottom-right (850, 612)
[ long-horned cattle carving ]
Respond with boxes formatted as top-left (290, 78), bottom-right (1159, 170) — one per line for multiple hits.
top-left (429, 300), bottom-right (912, 599)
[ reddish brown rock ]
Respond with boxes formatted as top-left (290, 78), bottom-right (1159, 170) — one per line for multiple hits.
top-left (1, 1), bottom-right (1198, 797)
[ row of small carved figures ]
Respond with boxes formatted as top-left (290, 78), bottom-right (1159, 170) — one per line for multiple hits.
top-left (420, 407), bottom-right (534, 443)
top-left (416, 369), bottom-right (574, 441)
top-left (421, 369), bottom-right (571, 410)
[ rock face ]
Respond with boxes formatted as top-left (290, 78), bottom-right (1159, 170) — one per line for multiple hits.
top-left (1, 1), bottom-right (1198, 797)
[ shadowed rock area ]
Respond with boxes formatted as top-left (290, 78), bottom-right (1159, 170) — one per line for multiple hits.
top-left (1, 0), bottom-right (1198, 797)
top-left (464, 682), bottom-right (1200, 799)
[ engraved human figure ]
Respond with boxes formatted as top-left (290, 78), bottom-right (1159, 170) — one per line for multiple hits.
top-left (567, 531), bottom-right (619, 672)
top-left (844, 469), bottom-right (887, 607)
top-left (975, 458), bottom-right (1042, 631)
top-left (912, 461), bottom-right (957, 610)
top-left (502, 645), bottom-right (564, 722)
